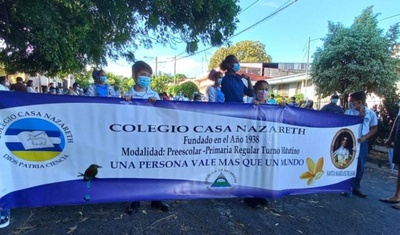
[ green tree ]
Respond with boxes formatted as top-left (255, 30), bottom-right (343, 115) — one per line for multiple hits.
top-left (151, 74), bottom-right (174, 93)
top-left (0, 0), bottom-right (240, 76)
top-left (208, 40), bottom-right (272, 70)
top-left (311, 6), bottom-right (400, 105)
top-left (173, 81), bottom-right (199, 99)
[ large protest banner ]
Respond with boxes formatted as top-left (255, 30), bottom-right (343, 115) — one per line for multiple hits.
top-left (0, 91), bottom-right (362, 210)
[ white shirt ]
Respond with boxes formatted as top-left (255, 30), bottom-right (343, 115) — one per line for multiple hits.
top-left (0, 84), bottom-right (9, 91)
top-left (345, 106), bottom-right (378, 136)
top-left (124, 87), bottom-right (160, 100)
top-left (334, 146), bottom-right (350, 165)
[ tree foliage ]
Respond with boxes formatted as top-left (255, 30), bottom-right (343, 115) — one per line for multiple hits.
top-left (208, 40), bottom-right (272, 70)
top-left (151, 74), bottom-right (174, 93)
top-left (0, 0), bottom-right (240, 76)
top-left (311, 6), bottom-right (400, 103)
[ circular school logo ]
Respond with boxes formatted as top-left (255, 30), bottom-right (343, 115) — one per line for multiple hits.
top-left (205, 169), bottom-right (237, 194)
top-left (4, 118), bottom-right (66, 161)
top-left (331, 129), bottom-right (356, 169)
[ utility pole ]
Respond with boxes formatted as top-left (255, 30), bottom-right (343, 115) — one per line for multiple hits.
top-left (174, 56), bottom-right (177, 84)
top-left (155, 57), bottom-right (158, 75)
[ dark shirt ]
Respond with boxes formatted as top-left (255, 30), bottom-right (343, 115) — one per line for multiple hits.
top-left (11, 82), bottom-right (27, 92)
top-left (320, 103), bottom-right (344, 114)
top-left (221, 73), bottom-right (254, 103)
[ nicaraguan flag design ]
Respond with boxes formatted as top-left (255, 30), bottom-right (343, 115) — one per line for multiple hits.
top-left (4, 118), bottom-right (65, 161)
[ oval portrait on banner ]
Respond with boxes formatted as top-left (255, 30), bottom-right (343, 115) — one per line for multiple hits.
top-left (331, 129), bottom-right (356, 169)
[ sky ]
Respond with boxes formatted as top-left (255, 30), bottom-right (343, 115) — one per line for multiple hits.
top-left (105, 0), bottom-right (400, 79)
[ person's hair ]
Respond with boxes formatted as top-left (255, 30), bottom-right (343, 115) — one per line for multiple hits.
top-left (219, 54), bottom-right (237, 71)
top-left (132, 61), bottom-right (153, 78)
top-left (92, 69), bottom-right (105, 81)
top-left (336, 132), bottom-right (353, 156)
top-left (73, 82), bottom-right (79, 87)
top-left (208, 69), bottom-right (223, 81)
top-left (27, 80), bottom-right (33, 86)
top-left (350, 91), bottom-right (366, 104)
top-left (253, 80), bottom-right (269, 91)
top-left (16, 77), bottom-right (23, 82)
top-left (331, 94), bottom-right (339, 99)
top-left (0, 76), bottom-right (6, 83)
top-left (271, 94), bottom-right (275, 98)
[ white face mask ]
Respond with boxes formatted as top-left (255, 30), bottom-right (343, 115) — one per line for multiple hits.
top-left (5, 81), bottom-right (10, 86)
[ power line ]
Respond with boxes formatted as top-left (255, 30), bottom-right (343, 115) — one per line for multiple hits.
top-left (379, 13), bottom-right (400, 22)
top-left (174, 0), bottom-right (299, 62)
top-left (241, 0), bottom-right (260, 14)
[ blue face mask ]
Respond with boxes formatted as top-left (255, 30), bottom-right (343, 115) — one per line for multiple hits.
top-left (332, 98), bottom-right (338, 104)
top-left (217, 78), bottom-right (223, 85)
top-left (100, 76), bottom-right (107, 83)
top-left (137, 76), bottom-right (151, 88)
top-left (233, 63), bottom-right (240, 72)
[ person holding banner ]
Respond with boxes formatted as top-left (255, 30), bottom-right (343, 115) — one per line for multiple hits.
top-left (220, 55), bottom-right (254, 103)
top-left (380, 100), bottom-right (400, 207)
top-left (344, 91), bottom-right (378, 198)
top-left (123, 61), bottom-right (167, 214)
top-left (86, 69), bottom-right (119, 97)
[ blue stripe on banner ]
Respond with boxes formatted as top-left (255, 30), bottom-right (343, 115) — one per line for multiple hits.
top-left (0, 178), bottom-right (353, 209)
top-left (0, 91), bottom-right (360, 128)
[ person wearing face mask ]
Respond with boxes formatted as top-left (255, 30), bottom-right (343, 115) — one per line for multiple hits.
top-left (344, 91), bottom-right (378, 198)
top-left (246, 80), bottom-right (269, 105)
top-left (0, 76), bottom-right (10, 91)
top-left (205, 69), bottom-right (225, 102)
top-left (86, 69), bottom-right (119, 97)
top-left (123, 61), bottom-right (169, 214)
top-left (320, 94), bottom-right (344, 114)
top-left (220, 55), bottom-right (254, 103)
top-left (123, 61), bottom-right (160, 102)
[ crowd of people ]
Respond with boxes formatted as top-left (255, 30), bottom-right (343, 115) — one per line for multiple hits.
top-left (1, 54), bottom-right (399, 229)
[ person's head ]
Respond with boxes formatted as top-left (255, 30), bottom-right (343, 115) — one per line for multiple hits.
top-left (72, 82), bottom-right (79, 90)
top-left (349, 91), bottom-right (366, 110)
top-left (341, 137), bottom-right (348, 147)
top-left (48, 82), bottom-right (54, 88)
top-left (254, 80), bottom-right (269, 102)
top-left (93, 69), bottom-right (107, 84)
top-left (208, 70), bottom-right (223, 86)
top-left (270, 94), bottom-right (275, 99)
top-left (16, 77), bottom-right (23, 83)
top-left (305, 99), bottom-right (314, 109)
top-left (132, 61), bottom-right (153, 89)
top-left (331, 94), bottom-right (339, 104)
top-left (193, 92), bottom-right (202, 102)
top-left (219, 55), bottom-right (240, 73)
top-left (27, 80), bottom-right (33, 87)
top-left (0, 76), bottom-right (7, 85)
top-left (290, 97), bottom-right (296, 102)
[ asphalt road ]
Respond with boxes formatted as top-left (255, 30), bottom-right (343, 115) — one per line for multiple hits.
top-left (2, 160), bottom-right (400, 235)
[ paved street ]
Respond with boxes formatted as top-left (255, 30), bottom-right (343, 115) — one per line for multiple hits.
top-left (2, 158), bottom-right (400, 235)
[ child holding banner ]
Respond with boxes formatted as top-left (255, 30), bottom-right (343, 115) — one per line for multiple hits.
top-left (123, 61), bottom-right (167, 214)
